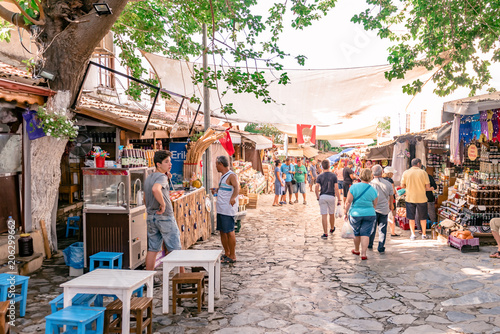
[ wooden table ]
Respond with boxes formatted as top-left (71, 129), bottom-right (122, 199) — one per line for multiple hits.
top-left (162, 250), bottom-right (222, 313)
top-left (61, 269), bottom-right (155, 334)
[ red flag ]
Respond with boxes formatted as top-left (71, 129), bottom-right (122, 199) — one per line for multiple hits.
top-left (297, 124), bottom-right (316, 145)
top-left (219, 130), bottom-right (235, 156)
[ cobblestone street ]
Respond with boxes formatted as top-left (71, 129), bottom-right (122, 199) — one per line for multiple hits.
top-left (15, 193), bottom-right (500, 334)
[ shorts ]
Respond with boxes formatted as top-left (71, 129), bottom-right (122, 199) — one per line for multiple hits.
top-left (319, 195), bottom-right (336, 215)
top-left (147, 214), bottom-right (182, 252)
top-left (284, 181), bottom-right (293, 195)
top-left (490, 218), bottom-right (500, 233)
top-left (349, 215), bottom-right (376, 237)
top-left (217, 213), bottom-right (235, 233)
top-left (343, 183), bottom-right (352, 198)
top-left (338, 180), bottom-right (344, 190)
top-left (293, 182), bottom-right (306, 194)
top-left (406, 202), bottom-right (428, 221)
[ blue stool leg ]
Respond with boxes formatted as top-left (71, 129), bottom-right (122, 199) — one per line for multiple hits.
top-left (90, 259), bottom-right (95, 272)
top-left (78, 322), bottom-right (85, 334)
top-left (45, 319), bottom-right (52, 334)
top-left (117, 256), bottom-right (122, 269)
top-left (0, 286), bottom-right (8, 301)
top-left (20, 281), bottom-right (28, 317)
top-left (65, 221), bottom-right (70, 237)
top-left (96, 312), bottom-right (104, 334)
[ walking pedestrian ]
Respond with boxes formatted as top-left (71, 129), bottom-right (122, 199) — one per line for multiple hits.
top-left (315, 160), bottom-right (341, 239)
top-left (213, 156), bottom-right (239, 263)
top-left (401, 158), bottom-right (433, 240)
top-left (344, 168), bottom-right (378, 260)
top-left (281, 158), bottom-right (295, 204)
top-left (293, 158), bottom-right (308, 204)
top-left (343, 161), bottom-right (357, 204)
top-left (273, 160), bottom-right (285, 206)
top-left (490, 218), bottom-right (500, 258)
top-left (144, 150), bottom-right (182, 272)
top-left (415, 165), bottom-right (438, 233)
top-left (308, 159), bottom-right (317, 192)
top-left (316, 160), bottom-right (323, 175)
top-left (368, 165), bottom-right (394, 253)
top-left (335, 161), bottom-right (344, 199)
top-left (383, 166), bottom-right (400, 237)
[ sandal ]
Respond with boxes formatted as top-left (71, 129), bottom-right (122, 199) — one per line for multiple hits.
top-left (221, 256), bottom-right (236, 264)
top-left (351, 249), bottom-right (360, 256)
top-left (289, 201), bottom-right (293, 205)
top-left (490, 251), bottom-right (500, 259)
top-left (391, 234), bottom-right (401, 237)
top-left (361, 256), bottom-right (368, 260)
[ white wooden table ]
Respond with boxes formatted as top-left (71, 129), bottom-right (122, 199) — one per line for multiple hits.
top-left (61, 269), bottom-right (155, 334)
top-left (162, 249), bottom-right (222, 313)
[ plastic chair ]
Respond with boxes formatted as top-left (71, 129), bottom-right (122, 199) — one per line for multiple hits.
top-left (45, 305), bottom-right (105, 334)
top-left (89, 252), bottom-right (123, 271)
top-left (66, 216), bottom-right (81, 238)
top-left (0, 273), bottom-right (29, 317)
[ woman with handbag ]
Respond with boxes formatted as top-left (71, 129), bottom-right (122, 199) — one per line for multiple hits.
top-left (344, 168), bottom-right (378, 260)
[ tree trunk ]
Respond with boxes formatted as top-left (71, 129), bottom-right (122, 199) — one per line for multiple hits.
top-left (27, 0), bottom-right (129, 251)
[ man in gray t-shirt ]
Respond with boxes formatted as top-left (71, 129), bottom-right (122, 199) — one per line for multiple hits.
top-left (144, 150), bottom-right (182, 271)
top-left (368, 164), bottom-right (394, 253)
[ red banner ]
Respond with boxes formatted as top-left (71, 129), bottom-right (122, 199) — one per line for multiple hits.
top-left (219, 130), bottom-right (235, 156)
top-left (296, 124), bottom-right (316, 145)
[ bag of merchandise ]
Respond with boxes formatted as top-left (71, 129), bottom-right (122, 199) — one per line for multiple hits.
top-left (335, 205), bottom-right (343, 218)
top-left (341, 218), bottom-right (355, 239)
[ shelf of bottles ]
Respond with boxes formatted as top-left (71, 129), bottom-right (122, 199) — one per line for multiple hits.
top-left (427, 141), bottom-right (449, 168)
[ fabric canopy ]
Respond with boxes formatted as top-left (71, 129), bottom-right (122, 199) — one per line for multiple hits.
top-left (241, 134), bottom-right (273, 150)
top-left (443, 92), bottom-right (500, 115)
top-left (366, 145), bottom-right (394, 160)
top-left (303, 146), bottom-right (319, 158)
top-left (143, 52), bottom-right (436, 136)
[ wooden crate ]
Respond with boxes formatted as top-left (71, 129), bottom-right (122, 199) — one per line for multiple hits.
top-left (247, 193), bottom-right (259, 209)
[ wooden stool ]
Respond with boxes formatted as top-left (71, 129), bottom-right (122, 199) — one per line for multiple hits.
top-left (103, 297), bottom-right (153, 334)
top-left (0, 301), bottom-right (10, 334)
top-left (172, 272), bottom-right (205, 314)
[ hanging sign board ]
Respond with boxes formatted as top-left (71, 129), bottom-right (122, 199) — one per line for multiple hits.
top-left (468, 145), bottom-right (478, 161)
top-left (169, 142), bottom-right (187, 185)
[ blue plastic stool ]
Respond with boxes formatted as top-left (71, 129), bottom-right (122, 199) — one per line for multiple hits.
top-left (45, 305), bottom-right (105, 334)
top-left (89, 252), bottom-right (123, 271)
top-left (49, 293), bottom-right (97, 313)
top-left (0, 273), bottom-right (29, 317)
top-left (66, 216), bottom-right (81, 238)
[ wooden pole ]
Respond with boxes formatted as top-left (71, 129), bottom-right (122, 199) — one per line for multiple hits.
top-left (40, 219), bottom-right (52, 259)
top-left (202, 23), bottom-right (215, 232)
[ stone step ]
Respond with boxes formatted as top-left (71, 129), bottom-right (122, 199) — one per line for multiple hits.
top-left (0, 252), bottom-right (43, 275)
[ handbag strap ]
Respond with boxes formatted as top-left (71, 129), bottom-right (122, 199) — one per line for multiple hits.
top-left (352, 184), bottom-right (371, 204)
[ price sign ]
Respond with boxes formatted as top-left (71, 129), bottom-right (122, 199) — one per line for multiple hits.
top-left (468, 145), bottom-right (478, 161)
top-left (478, 206), bottom-right (487, 211)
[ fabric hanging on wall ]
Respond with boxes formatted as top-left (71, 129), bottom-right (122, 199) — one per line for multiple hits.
top-left (492, 110), bottom-right (499, 141)
top-left (415, 139), bottom-right (427, 167)
top-left (450, 114), bottom-right (461, 165)
top-left (391, 141), bottom-right (409, 183)
top-left (244, 145), bottom-right (263, 174)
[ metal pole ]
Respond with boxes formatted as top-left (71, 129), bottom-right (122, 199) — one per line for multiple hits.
top-left (202, 24), bottom-right (215, 232)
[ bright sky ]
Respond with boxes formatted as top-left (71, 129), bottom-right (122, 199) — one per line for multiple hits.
top-left (255, 0), bottom-right (393, 69)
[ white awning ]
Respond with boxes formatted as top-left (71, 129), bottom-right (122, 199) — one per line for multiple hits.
top-left (229, 132), bottom-right (241, 144)
top-left (443, 91), bottom-right (500, 115)
top-left (242, 134), bottom-right (273, 150)
top-left (143, 52), bottom-right (438, 132)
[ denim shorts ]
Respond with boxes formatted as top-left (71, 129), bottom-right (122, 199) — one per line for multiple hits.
top-left (349, 215), bottom-right (376, 237)
top-left (293, 182), bottom-right (306, 194)
top-left (147, 214), bottom-right (182, 252)
top-left (217, 214), bottom-right (235, 233)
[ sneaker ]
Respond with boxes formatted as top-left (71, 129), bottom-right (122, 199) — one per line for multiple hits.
top-left (422, 235), bottom-right (428, 240)
top-left (410, 235), bottom-right (416, 241)
top-left (321, 234), bottom-right (328, 239)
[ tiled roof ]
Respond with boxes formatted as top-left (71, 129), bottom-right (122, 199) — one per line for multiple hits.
top-left (78, 94), bottom-right (204, 132)
top-left (0, 60), bottom-right (44, 86)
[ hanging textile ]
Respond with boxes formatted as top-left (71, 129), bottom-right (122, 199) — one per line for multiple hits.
top-left (415, 139), bottom-right (427, 167)
top-left (391, 141), bottom-right (409, 183)
top-left (479, 110), bottom-right (488, 142)
top-left (219, 130), bottom-right (235, 156)
top-left (450, 114), bottom-right (461, 165)
top-left (492, 109), bottom-right (499, 142)
top-left (471, 114), bottom-right (482, 141)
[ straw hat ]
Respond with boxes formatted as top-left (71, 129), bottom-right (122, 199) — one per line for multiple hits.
top-left (384, 166), bottom-right (397, 174)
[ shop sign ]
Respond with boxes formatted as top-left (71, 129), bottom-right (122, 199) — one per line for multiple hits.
top-left (169, 142), bottom-right (187, 185)
top-left (468, 145), bottom-right (478, 161)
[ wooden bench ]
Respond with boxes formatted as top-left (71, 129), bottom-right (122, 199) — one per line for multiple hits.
top-left (172, 272), bottom-right (205, 314)
top-left (104, 297), bottom-right (153, 334)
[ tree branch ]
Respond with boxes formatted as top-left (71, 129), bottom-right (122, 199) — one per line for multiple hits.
top-left (33, 0), bottom-right (45, 23)
top-left (0, 4), bottom-right (30, 30)
top-left (6, 0), bottom-right (44, 25)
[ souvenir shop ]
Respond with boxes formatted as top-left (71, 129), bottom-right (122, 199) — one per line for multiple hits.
top-left (432, 94), bottom-right (500, 249)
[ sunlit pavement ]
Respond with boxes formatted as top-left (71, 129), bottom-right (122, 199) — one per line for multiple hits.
top-left (16, 193), bottom-right (500, 333)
